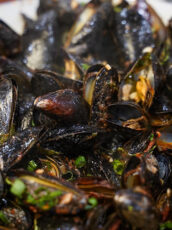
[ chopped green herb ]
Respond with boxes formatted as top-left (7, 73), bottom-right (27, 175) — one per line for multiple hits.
top-left (128, 205), bottom-right (133, 211)
top-left (80, 2), bottom-right (86, 6)
top-left (88, 197), bottom-right (98, 207)
top-left (75, 156), bottom-right (86, 168)
top-left (10, 179), bottom-right (26, 198)
top-left (149, 133), bottom-right (154, 141)
top-left (27, 160), bottom-right (37, 172)
top-left (26, 188), bottom-right (62, 210)
top-left (34, 186), bottom-right (48, 195)
top-left (87, 173), bottom-right (92, 177)
top-left (0, 211), bottom-right (9, 225)
top-left (113, 159), bottom-right (125, 176)
top-left (149, 145), bottom-right (156, 153)
top-left (160, 221), bottom-right (172, 230)
top-left (85, 197), bottom-right (98, 210)
top-left (81, 63), bottom-right (90, 71)
top-left (31, 119), bottom-right (35, 127)
top-left (114, 6), bottom-right (122, 13)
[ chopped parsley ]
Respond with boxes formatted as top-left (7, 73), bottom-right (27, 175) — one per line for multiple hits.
top-left (0, 211), bottom-right (9, 225)
top-left (75, 156), bottom-right (86, 168)
top-left (27, 160), bottom-right (37, 172)
top-left (160, 221), bottom-right (172, 230)
top-left (81, 63), bottom-right (90, 71)
top-left (10, 179), bottom-right (26, 198)
top-left (113, 159), bottom-right (125, 176)
top-left (85, 197), bottom-right (98, 210)
top-left (26, 188), bottom-right (62, 210)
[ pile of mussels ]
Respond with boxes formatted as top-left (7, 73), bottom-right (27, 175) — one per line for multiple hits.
top-left (0, 0), bottom-right (172, 229)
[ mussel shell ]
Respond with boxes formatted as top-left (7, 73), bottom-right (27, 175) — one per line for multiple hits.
top-left (85, 204), bottom-right (116, 230)
top-left (65, 2), bottom-right (114, 66)
top-left (0, 77), bottom-right (17, 137)
top-left (75, 177), bottom-right (115, 199)
top-left (88, 65), bottom-right (119, 125)
top-left (20, 10), bottom-right (63, 73)
top-left (37, 214), bottom-right (83, 230)
top-left (34, 89), bottom-right (89, 124)
top-left (0, 201), bottom-right (32, 230)
top-left (123, 131), bottom-right (153, 155)
top-left (37, 0), bottom-right (81, 29)
top-left (0, 56), bottom-right (33, 81)
top-left (114, 188), bottom-right (158, 230)
top-left (31, 70), bottom-right (83, 97)
top-left (41, 124), bottom-right (116, 155)
top-left (107, 102), bottom-right (148, 131)
top-left (155, 153), bottom-right (172, 186)
top-left (0, 127), bottom-right (44, 172)
top-left (0, 20), bottom-right (21, 57)
top-left (122, 155), bottom-right (141, 188)
top-left (111, 5), bottom-right (154, 70)
top-left (7, 170), bottom-right (87, 214)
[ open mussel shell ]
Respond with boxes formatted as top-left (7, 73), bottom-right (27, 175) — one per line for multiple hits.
top-left (123, 131), bottom-right (153, 155)
top-left (83, 64), bottom-right (104, 105)
top-left (83, 64), bottom-right (119, 125)
top-left (64, 51), bottom-right (84, 80)
top-left (119, 52), bottom-right (164, 109)
top-left (0, 20), bottom-right (21, 57)
top-left (107, 101), bottom-right (148, 131)
top-left (0, 127), bottom-right (45, 172)
top-left (7, 170), bottom-right (87, 214)
top-left (122, 150), bottom-right (172, 196)
top-left (38, 156), bottom-right (62, 178)
top-left (0, 77), bottom-right (17, 140)
top-left (114, 187), bottom-right (159, 230)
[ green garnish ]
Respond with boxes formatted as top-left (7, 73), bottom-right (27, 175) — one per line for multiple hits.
top-left (81, 63), bottom-right (90, 71)
top-left (26, 188), bottom-right (62, 210)
top-left (10, 179), bottom-right (26, 198)
top-left (85, 197), bottom-right (98, 210)
top-left (75, 156), bottom-right (86, 168)
top-left (149, 145), bottom-right (156, 154)
top-left (160, 221), bottom-right (172, 230)
top-left (128, 205), bottom-right (133, 211)
top-left (0, 211), bottom-right (9, 225)
top-left (80, 2), bottom-right (86, 6)
top-left (31, 120), bottom-right (35, 127)
top-left (27, 160), bottom-right (37, 172)
top-left (114, 6), bottom-right (122, 13)
top-left (113, 159), bottom-right (125, 176)
top-left (88, 197), bottom-right (98, 207)
top-left (149, 133), bottom-right (154, 141)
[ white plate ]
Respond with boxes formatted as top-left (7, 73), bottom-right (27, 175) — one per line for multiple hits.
top-left (0, 0), bottom-right (171, 34)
